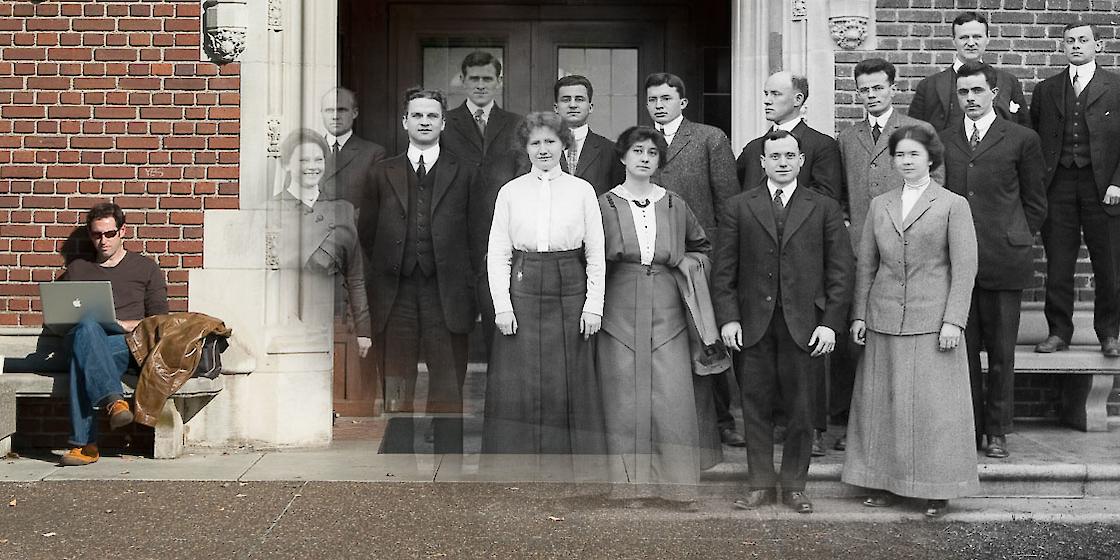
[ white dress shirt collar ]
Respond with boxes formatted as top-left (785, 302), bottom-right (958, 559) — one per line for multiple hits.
top-left (612, 184), bottom-right (666, 205)
top-left (657, 115), bottom-right (685, 139)
top-left (407, 143), bottom-right (440, 171)
top-left (569, 124), bottom-right (589, 143)
top-left (901, 175), bottom-right (932, 219)
top-left (466, 100), bottom-right (495, 122)
top-left (766, 179), bottom-right (796, 205)
top-left (965, 109), bottom-right (997, 142)
top-left (952, 56), bottom-right (981, 72)
top-left (532, 164), bottom-right (564, 181)
top-left (868, 107), bottom-right (893, 130)
top-left (1070, 60), bottom-right (1097, 85)
top-left (286, 182), bottom-right (319, 209)
top-left (772, 116), bottom-right (803, 133)
top-left (325, 129), bottom-right (353, 151)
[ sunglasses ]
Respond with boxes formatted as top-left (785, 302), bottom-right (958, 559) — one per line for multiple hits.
top-left (89, 228), bottom-right (121, 240)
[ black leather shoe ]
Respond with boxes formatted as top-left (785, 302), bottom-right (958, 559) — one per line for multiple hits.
top-left (733, 488), bottom-right (777, 509)
top-left (782, 491), bottom-right (813, 514)
top-left (986, 435), bottom-right (1009, 459)
top-left (924, 499), bottom-right (948, 518)
top-left (1034, 335), bottom-right (1069, 353)
top-left (834, 434), bottom-right (847, 451)
top-left (811, 430), bottom-right (826, 457)
top-left (719, 427), bottom-right (746, 447)
top-left (862, 492), bottom-right (894, 508)
top-left (1103, 337), bottom-right (1120, 358)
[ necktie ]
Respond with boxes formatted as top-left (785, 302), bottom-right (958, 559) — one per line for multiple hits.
top-left (1073, 71), bottom-right (1083, 97)
top-left (872, 123), bottom-right (882, 144)
top-left (332, 141), bottom-right (340, 158)
top-left (566, 146), bottom-right (579, 174)
top-left (969, 124), bottom-right (980, 149)
top-left (474, 108), bottom-right (486, 136)
top-left (416, 155), bottom-right (426, 182)
top-left (773, 188), bottom-right (784, 208)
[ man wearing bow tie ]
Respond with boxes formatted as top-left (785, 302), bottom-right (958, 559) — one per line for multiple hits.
top-left (939, 61), bottom-right (1046, 460)
top-left (644, 71), bottom-right (744, 457)
top-left (1031, 24), bottom-right (1120, 361)
top-left (320, 87), bottom-right (386, 212)
top-left (359, 88), bottom-right (477, 452)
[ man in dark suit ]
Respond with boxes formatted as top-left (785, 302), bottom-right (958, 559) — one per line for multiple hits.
top-left (940, 62), bottom-right (1047, 459)
top-left (1031, 24), bottom-right (1120, 359)
top-left (554, 75), bottom-right (624, 195)
top-left (736, 71), bottom-right (843, 200)
top-left (320, 87), bottom-right (386, 211)
top-left (358, 88), bottom-right (477, 453)
top-left (714, 130), bottom-right (854, 514)
top-left (909, 11), bottom-right (1031, 131)
top-left (645, 71), bottom-right (744, 451)
top-left (441, 51), bottom-right (523, 167)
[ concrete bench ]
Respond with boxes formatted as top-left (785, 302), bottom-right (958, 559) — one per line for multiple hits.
top-left (0, 326), bottom-right (254, 459)
top-left (984, 304), bottom-right (1120, 432)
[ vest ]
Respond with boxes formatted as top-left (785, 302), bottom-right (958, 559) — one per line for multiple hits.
top-left (402, 160), bottom-right (438, 277)
top-left (769, 190), bottom-right (789, 307)
top-left (1059, 78), bottom-right (1092, 169)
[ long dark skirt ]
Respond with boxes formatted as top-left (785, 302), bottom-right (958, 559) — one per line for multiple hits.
top-left (481, 249), bottom-right (606, 454)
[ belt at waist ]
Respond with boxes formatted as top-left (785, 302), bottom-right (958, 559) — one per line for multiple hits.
top-left (511, 248), bottom-right (582, 261)
top-left (611, 261), bottom-right (670, 275)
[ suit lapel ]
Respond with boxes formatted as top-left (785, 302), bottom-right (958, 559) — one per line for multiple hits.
top-left (575, 134), bottom-right (603, 178)
top-left (936, 68), bottom-right (954, 117)
top-left (901, 186), bottom-right (936, 231)
top-left (1085, 72), bottom-right (1109, 108)
top-left (745, 189), bottom-right (779, 245)
top-left (430, 156), bottom-right (456, 211)
top-left (483, 107), bottom-right (508, 153)
top-left (1051, 69), bottom-right (1069, 119)
top-left (880, 112), bottom-right (906, 157)
top-left (386, 158), bottom-right (411, 211)
top-left (886, 189), bottom-right (905, 235)
top-left (781, 186), bottom-right (813, 249)
top-left (970, 118), bottom-right (1005, 160)
top-left (452, 103), bottom-right (484, 153)
top-left (665, 119), bottom-right (693, 164)
top-left (852, 120), bottom-right (875, 155)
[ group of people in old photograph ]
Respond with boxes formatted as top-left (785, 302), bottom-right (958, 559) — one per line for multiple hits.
top-left (272, 14), bottom-right (1120, 517)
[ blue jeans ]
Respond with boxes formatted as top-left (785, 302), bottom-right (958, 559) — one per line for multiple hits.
top-left (66, 319), bottom-right (130, 446)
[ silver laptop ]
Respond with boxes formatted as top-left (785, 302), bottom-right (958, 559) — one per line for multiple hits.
top-left (39, 281), bottom-right (124, 336)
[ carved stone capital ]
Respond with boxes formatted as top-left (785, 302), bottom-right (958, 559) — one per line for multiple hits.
top-left (204, 27), bottom-right (247, 64)
top-left (792, 0), bottom-right (807, 21)
top-left (268, 0), bottom-right (282, 31)
top-left (830, 16), bottom-right (869, 50)
top-left (267, 118), bottom-right (282, 156)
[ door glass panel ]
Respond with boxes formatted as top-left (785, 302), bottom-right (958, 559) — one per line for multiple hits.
top-left (558, 47), bottom-right (638, 141)
top-left (422, 44), bottom-right (506, 109)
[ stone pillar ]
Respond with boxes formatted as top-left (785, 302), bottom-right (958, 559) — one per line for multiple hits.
top-left (186, 0), bottom-right (340, 448)
top-left (732, 0), bottom-right (844, 148)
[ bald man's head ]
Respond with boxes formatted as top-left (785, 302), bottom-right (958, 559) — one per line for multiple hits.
top-left (321, 87), bottom-right (359, 137)
top-left (762, 71), bottom-right (808, 125)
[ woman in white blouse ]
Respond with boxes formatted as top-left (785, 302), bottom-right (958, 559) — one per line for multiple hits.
top-left (596, 126), bottom-right (710, 508)
top-left (481, 112), bottom-right (607, 455)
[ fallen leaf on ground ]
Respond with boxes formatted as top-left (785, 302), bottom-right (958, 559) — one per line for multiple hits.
top-left (235, 494), bottom-right (247, 498)
top-left (104, 510), bottom-right (113, 514)
top-left (8, 500), bottom-right (15, 507)
top-left (42, 532), bottom-right (56, 538)
top-left (548, 516), bottom-right (564, 522)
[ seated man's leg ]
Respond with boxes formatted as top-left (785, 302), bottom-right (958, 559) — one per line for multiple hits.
top-left (66, 319), bottom-right (131, 450)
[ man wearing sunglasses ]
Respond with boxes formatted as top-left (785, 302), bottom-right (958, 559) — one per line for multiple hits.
top-left (55, 202), bottom-right (168, 466)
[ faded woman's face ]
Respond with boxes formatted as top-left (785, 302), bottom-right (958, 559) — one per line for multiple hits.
top-left (892, 138), bottom-right (931, 183)
top-left (526, 126), bottom-right (563, 172)
top-left (288, 142), bottom-right (326, 189)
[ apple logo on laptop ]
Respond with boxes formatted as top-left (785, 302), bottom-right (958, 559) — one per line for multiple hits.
top-left (72, 299), bottom-right (82, 308)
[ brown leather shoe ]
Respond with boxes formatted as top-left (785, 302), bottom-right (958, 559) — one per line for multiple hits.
top-left (986, 435), bottom-right (1009, 459)
top-left (733, 488), bottom-right (777, 509)
top-left (782, 491), bottom-right (813, 514)
top-left (1034, 335), bottom-right (1068, 353)
top-left (1103, 337), bottom-right (1120, 358)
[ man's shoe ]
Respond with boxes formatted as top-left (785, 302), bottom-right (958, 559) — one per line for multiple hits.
top-left (811, 430), bottom-right (826, 457)
top-left (59, 445), bottom-right (99, 466)
top-left (1034, 335), bottom-right (1068, 353)
top-left (1103, 337), bottom-right (1120, 358)
top-left (834, 434), bottom-right (847, 451)
top-left (986, 435), bottom-right (1009, 459)
top-left (733, 488), bottom-right (777, 509)
top-left (862, 492), bottom-right (894, 508)
top-left (924, 499), bottom-right (949, 518)
top-left (782, 491), bottom-right (813, 514)
top-left (107, 399), bottom-right (133, 430)
top-left (719, 427), bottom-right (746, 447)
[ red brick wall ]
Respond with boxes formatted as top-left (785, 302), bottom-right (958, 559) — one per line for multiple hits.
top-left (835, 1), bottom-right (1120, 303)
top-left (0, 1), bottom-right (240, 325)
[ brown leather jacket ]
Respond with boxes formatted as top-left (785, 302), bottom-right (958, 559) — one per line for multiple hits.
top-left (126, 312), bottom-right (232, 426)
